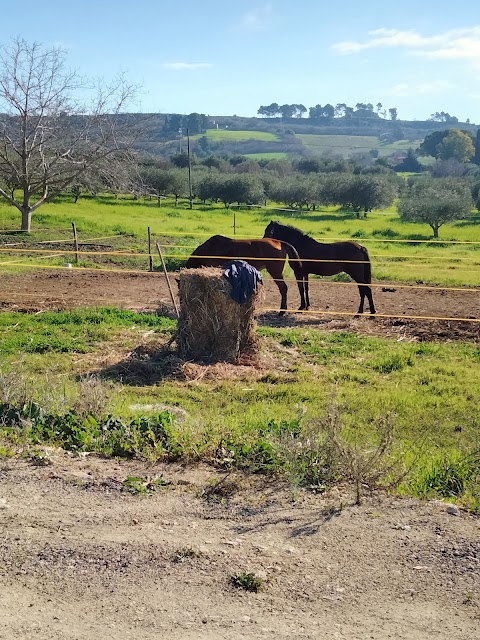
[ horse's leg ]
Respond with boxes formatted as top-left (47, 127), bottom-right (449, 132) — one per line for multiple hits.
top-left (274, 277), bottom-right (288, 314)
top-left (299, 273), bottom-right (310, 310)
top-left (355, 285), bottom-right (366, 317)
top-left (280, 278), bottom-right (288, 313)
top-left (296, 270), bottom-right (307, 310)
top-left (366, 286), bottom-right (376, 315)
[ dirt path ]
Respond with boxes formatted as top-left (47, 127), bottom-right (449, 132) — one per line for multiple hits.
top-left (0, 455), bottom-right (479, 640)
top-left (0, 269), bottom-right (479, 341)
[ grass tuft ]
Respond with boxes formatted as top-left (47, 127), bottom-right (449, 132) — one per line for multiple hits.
top-left (230, 572), bottom-right (266, 593)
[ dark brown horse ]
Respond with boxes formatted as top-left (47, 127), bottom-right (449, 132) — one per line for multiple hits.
top-left (264, 221), bottom-right (376, 315)
top-left (185, 235), bottom-right (304, 312)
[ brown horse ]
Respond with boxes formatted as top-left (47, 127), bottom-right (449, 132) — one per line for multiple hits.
top-left (185, 235), bottom-right (304, 312)
top-left (264, 221), bottom-right (376, 315)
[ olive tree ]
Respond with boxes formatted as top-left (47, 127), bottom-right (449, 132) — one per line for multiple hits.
top-left (0, 38), bottom-right (139, 231)
top-left (270, 176), bottom-right (315, 209)
top-left (343, 175), bottom-right (398, 218)
top-left (397, 179), bottom-right (472, 238)
top-left (318, 174), bottom-right (398, 217)
top-left (214, 174), bottom-right (265, 208)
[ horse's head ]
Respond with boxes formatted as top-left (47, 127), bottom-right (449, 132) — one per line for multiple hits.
top-left (263, 220), bottom-right (277, 238)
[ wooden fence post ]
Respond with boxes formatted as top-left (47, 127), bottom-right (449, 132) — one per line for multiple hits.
top-left (155, 242), bottom-right (179, 317)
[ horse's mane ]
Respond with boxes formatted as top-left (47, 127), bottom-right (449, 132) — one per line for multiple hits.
top-left (273, 221), bottom-right (311, 242)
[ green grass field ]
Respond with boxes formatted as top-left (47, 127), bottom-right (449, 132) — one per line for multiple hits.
top-left (193, 129), bottom-right (279, 141)
top-left (243, 152), bottom-right (289, 160)
top-left (190, 129), bottom-right (421, 159)
top-left (296, 135), bottom-right (421, 158)
top-left (0, 308), bottom-right (478, 509)
top-left (1, 195), bottom-right (479, 286)
top-left (0, 195), bottom-right (479, 508)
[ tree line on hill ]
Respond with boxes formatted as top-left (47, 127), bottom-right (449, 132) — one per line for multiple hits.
top-left (258, 102), bottom-right (400, 121)
top-left (257, 102), bottom-right (463, 125)
top-left (162, 112), bottom-right (209, 136)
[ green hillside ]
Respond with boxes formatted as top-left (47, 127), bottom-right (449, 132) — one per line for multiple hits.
top-left (188, 129), bottom-right (421, 159)
top-left (296, 134), bottom-right (419, 158)
top-left (193, 129), bottom-right (279, 141)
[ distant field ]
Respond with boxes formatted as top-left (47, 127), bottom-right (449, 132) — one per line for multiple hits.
top-left (243, 152), bottom-right (289, 160)
top-left (196, 129), bottom-right (279, 141)
top-left (297, 134), bottom-right (421, 158)
top-left (190, 129), bottom-right (421, 159)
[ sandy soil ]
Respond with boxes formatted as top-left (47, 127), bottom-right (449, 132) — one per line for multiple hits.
top-left (0, 455), bottom-right (479, 640)
top-left (0, 269), bottom-right (479, 342)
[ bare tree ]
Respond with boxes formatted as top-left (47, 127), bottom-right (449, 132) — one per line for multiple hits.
top-left (0, 38), bottom-right (139, 231)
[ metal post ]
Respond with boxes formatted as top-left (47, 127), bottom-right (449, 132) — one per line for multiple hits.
top-left (148, 226), bottom-right (153, 272)
top-left (72, 222), bottom-right (79, 264)
top-left (187, 128), bottom-right (193, 210)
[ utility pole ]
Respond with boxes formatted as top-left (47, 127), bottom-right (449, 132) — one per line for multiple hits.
top-left (187, 128), bottom-right (193, 210)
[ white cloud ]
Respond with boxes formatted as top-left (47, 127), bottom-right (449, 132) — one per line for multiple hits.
top-left (162, 62), bottom-right (213, 70)
top-left (238, 4), bottom-right (274, 31)
top-left (387, 80), bottom-right (452, 97)
top-left (332, 26), bottom-right (480, 68)
top-left (332, 29), bottom-right (432, 54)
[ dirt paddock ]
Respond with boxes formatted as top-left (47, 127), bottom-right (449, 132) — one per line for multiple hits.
top-left (0, 268), bottom-right (479, 342)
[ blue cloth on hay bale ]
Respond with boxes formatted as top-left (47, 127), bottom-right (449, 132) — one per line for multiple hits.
top-left (222, 260), bottom-right (263, 305)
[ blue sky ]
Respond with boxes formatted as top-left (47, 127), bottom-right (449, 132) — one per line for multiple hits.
top-left (9, 0), bottom-right (480, 122)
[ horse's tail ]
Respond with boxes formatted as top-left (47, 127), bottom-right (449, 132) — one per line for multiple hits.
top-left (280, 241), bottom-right (303, 274)
top-left (361, 245), bottom-right (372, 285)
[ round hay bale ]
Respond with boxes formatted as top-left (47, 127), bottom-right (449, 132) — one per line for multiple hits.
top-left (177, 267), bottom-right (262, 362)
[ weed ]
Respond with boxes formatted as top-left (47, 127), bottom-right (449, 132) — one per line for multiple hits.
top-left (0, 445), bottom-right (15, 458)
top-left (122, 475), bottom-right (171, 494)
top-left (271, 419), bottom-right (333, 490)
top-left (330, 272), bottom-right (352, 282)
top-left (371, 352), bottom-right (414, 373)
top-left (172, 546), bottom-right (204, 563)
top-left (73, 375), bottom-right (111, 417)
top-left (201, 473), bottom-right (239, 502)
top-left (259, 373), bottom-right (281, 384)
top-left (410, 451), bottom-right (479, 500)
top-left (462, 592), bottom-right (476, 606)
top-left (320, 404), bottom-right (408, 505)
top-left (25, 448), bottom-right (52, 466)
top-left (230, 572), bottom-right (266, 593)
top-left (0, 400), bottom-right (180, 461)
top-left (350, 229), bottom-right (367, 238)
top-left (0, 367), bottom-right (28, 406)
top-left (372, 227), bottom-right (400, 238)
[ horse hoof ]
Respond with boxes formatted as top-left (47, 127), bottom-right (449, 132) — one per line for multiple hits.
top-left (279, 310), bottom-right (286, 316)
